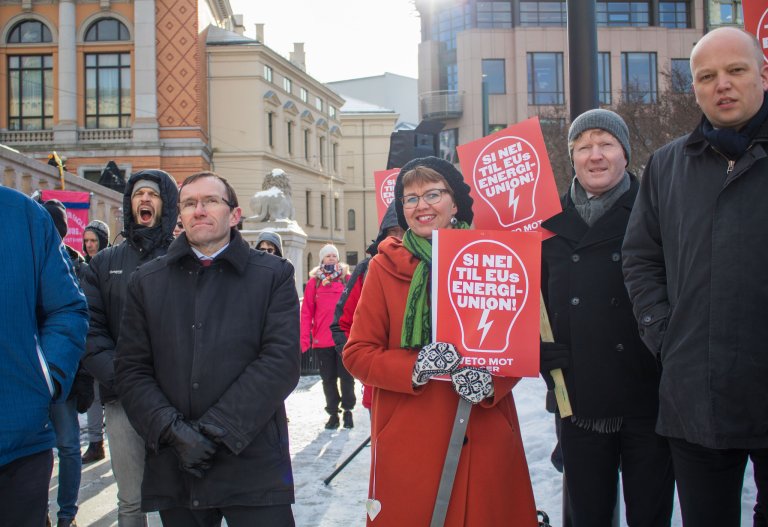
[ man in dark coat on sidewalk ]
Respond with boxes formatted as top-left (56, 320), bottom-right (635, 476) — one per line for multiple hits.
top-left (541, 109), bottom-right (674, 526)
top-left (115, 171), bottom-right (300, 527)
top-left (623, 27), bottom-right (768, 526)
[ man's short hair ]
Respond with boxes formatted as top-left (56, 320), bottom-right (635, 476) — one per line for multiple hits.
top-left (179, 171), bottom-right (238, 208)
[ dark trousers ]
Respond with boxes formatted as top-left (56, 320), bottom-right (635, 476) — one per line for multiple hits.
top-left (315, 347), bottom-right (356, 414)
top-left (0, 449), bottom-right (53, 527)
top-left (560, 416), bottom-right (674, 527)
top-left (159, 504), bottom-right (294, 527)
top-left (669, 437), bottom-right (768, 527)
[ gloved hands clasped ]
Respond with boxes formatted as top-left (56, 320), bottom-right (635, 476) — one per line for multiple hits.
top-left (161, 417), bottom-right (218, 478)
top-left (540, 341), bottom-right (570, 389)
top-left (412, 342), bottom-right (494, 404)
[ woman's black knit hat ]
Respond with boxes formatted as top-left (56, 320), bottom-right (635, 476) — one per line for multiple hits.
top-left (394, 156), bottom-right (474, 231)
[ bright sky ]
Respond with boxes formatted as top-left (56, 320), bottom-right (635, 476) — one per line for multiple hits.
top-left (226, 0), bottom-right (422, 83)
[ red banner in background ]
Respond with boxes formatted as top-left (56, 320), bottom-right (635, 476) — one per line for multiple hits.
top-left (432, 229), bottom-right (541, 378)
top-left (743, 0), bottom-right (768, 63)
top-left (41, 190), bottom-right (90, 251)
top-left (373, 168), bottom-right (400, 224)
top-left (457, 117), bottom-right (561, 239)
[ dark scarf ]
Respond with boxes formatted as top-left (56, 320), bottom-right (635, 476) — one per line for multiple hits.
top-left (400, 221), bottom-right (470, 349)
top-left (701, 92), bottom-right (768, 159)
top-left (126, 224), bottom-right (168, 254)
top-left (570, 172), bottom-right (630, 226)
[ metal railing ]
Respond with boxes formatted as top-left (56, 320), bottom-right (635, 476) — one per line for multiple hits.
top-left (420, 90), bottom-right (464, 120)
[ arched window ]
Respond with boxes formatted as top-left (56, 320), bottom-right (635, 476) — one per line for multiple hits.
top-left (347, 209), bottom-right (356, 231)
top-left (84, 18), bottom-right (130, 41)
top-left (306, 253), bottom-right (314, 275)
top-left (7, 20), bottom-right (52, 43)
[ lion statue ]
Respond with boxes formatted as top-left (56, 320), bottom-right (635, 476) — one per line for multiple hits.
top-left (250, 168), bottom-right (295, 222)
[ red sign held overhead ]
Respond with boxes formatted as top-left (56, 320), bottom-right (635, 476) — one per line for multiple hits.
top-left (373, 168), bottom-right (400, 224)
top-left (432, 229), bottom-right (541, 378)
top-left (743, 0), bottom-right (768, 63)
top-left (457, 117), bottom-right (561, 238)
top-left (41, 189), bottom-right (91, 251)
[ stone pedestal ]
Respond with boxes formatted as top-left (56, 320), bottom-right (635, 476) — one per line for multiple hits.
top-left (241, 217), bottom-right (307, 297)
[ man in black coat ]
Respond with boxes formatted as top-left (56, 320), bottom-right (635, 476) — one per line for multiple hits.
top-left (540, 109), bottom-right (674, 526)
top-left (81, 169), bottom-right (179, 527)
top-left (115, 172), bottom-right (300, 527)
top-left (623, 27), bottom-right (768, 526)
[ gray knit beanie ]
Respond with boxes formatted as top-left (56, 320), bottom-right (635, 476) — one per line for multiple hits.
top-left (568, 109), bottom-right (631, 165)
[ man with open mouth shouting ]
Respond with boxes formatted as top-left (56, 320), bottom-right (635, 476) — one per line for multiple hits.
top-left (82, 169), bottom-right (178, 527)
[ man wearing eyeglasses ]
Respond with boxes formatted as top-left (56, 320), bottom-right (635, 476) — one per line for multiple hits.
top-left (81, 169), bottom-right (178, 527)
top-left (256, 231), bottom-right (284, 257)
top-left (115, 171), bottom-right (301, 527)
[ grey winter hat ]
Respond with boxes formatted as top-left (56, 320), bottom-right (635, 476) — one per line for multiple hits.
top-left (131, 178), bottom-right (161, 198)
top-left (568, 109), bottom-right (631, 165)
top-left (256, 230), bottom-right (283, 257)
top-left (85, 220), bottom-right (110, 247)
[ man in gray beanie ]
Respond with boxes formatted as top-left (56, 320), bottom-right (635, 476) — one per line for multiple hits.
top-left (538, 108), bottom-right (673, 525)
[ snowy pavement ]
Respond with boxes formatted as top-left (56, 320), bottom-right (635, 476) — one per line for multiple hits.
top-left (51, 375), bottom-right (757, 526)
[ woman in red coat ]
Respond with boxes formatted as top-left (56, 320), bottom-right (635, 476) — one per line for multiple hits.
top-left (343, 157), bottom-right (537, 526)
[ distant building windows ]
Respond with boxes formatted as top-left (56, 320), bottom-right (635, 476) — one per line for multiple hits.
top-left (283, 77), bottom-right (292, 94)
top-left (330, 106), bottom-right (337, 119)
top-left (482, 59), bottom-right (506, 94)
top-left (477, 2), bottom-right (513, 28)
top-left (347, 209), bottom-right (356, 231)
top-left (315, 96), bottom-right (324, 112)
top-left (598, 52), bottom-right (612, 105)
top-left (334, 197), bottom-right (340, 230)
top-left (287, 121), bottom-right (294, 155)
top-left (7, 55), bottom-right (53, 130)
top-left (332, 143), bottom-right (339, 171)
top-left (267, 111), bottom-right (274, 147)
top-left (444, 62), bottom-right (459, 92)
top-left (670, 58), bottom-right (693, 93)
top-left (519, 1), bottom-right (567, 26)
top-left (305, 189), bottom-right (313, 225)
top-left (319, 136), bottom-right (326, 167)
top-left (597, 1), bottom-right (650, 27)
top-left (85, 18), bottom-right (130, 41)
top-left (85, 53), bottom-right (131, 128)
top-left (7, 20), bottom-right (53, 43)
top-left (320, 194), bottom-right (327, 228)
top-left (712, 0), bottom-right (743, 25)
top-left (264, 65), bottom-right (273, 83)
top-left (439, 128), bottom-right (459, 163)
top-left (621, 52), bottom-right (658, 103)
top-left (346, 251), bottom-right (359, 266)
top-left (432, 3), bottom-right (471, 50)
top-left (527, 52), bottom-right (564, 105)
top-left (659, 2), bottom-right (690, 28)
top-left (304, 129), bottom-right (310, 161)
top-left (300, 87), bottom-right (308, 103)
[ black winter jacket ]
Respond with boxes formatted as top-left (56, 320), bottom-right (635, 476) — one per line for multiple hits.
top-left (81, 170), bottom-right (178, 403)
top-left (623, 120), bottom-right (768, 449)
top-left (115, 229), bottom-right (301, 510)
top-left (541, 176), bottom-right (660, 419)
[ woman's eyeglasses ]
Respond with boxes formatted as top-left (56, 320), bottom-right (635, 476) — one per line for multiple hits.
top-left (401, 189), bottom-right (451, 209)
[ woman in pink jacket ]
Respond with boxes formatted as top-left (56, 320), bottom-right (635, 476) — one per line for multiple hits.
top-left (301, 244), bottom-right (354, 429)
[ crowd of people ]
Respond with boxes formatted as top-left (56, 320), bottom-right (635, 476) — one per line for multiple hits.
top-left (0, 25), bottom-right (766, 527)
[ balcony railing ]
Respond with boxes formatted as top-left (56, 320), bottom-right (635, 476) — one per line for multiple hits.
top-left (78, 128), bottom-right (133, 141)
top-left (420, 90), bottom-right (464, 120)
top-left (0, 130), bottom-right (54, 144)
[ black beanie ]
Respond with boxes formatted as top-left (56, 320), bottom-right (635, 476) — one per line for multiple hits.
top-left (43, 199), bottom-right (68, 240)
top-left (394, 156), bottom-right (474, 231)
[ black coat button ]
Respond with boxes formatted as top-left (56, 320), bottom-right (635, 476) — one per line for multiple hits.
top-left (611, 297), bottom-right (620, 307)
top-left (615, 344), bottom-right (624, 351)
top-left (612, 252), bottom-right (621, 262)
top-left (570, 297), bottom-right (580, 306)
top-left (192, 382), bottom-right (199, 390)
top-left (571, 254), bottom-right (580, 262)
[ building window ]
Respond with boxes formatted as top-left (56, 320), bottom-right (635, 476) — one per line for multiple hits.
top-left (307, 253), bottom-right (313, 274)
top-left (85, 53), bottom-right (131, 129)
top-left (84, 17), bottom-right (130, 41)
top-left (329, 106), bottom-right (337, 119)
top-left (8, 55), bottom-right (53, 131)
top-left (621, 52), bottom-right (658, 103)
top-left (527, 52), bottom-right (565, 105)
top-left (300, 87), bottom-right (308, 103)
top-left (287, 121), bottom-right (293, 155)
top-left (319, 136), bottom-right (326, 167)
top-left (597, 1), bottom-right (650, 27)
top-left (713, 0), bottom-right (743, 25)
top-left (305, 190), bottom-right (312, 225)
top-left (659, 2), bottom-right (689, 28)
top-left (304, 129), bottom-right (310, 161)
top-left (598, 52), bottom-right (612, 105)
top-left (489, 124), bottom-right (507, 134)
top-left (267, 112), bottom-right (274, 147)
top-left (670, 58), bottom-right (693, 92)
top-left (482, 59), bottom-right (506, 95)
top-left (283, 77), bottom-right (292, 93)
top-left (334, 197), bottom-right (340, 230)
top-left (444, 62), bottom-right (459, 92)
top-left (347, 209), bottom-right (356, 231)
top-left (431, 4), bottom-right (471, 50)
top-left (477, 2), bottom-right (513, 28)
top-left (346, 251), bottom-right (359, 266)
top-left (7, 20), bottom-right (53, 43)
top-left (332, 143), bottom-right (339, 172)
top-left (439, 128), bottom-right (459, 163)
top-left (315, 96), bottom-right (323, 112)
top-left (519, 1), bottom-right (567, 26)
top-left (264, 65), bottom-right (273, 83)
top-left (320, 194), bottom-right (327, 228)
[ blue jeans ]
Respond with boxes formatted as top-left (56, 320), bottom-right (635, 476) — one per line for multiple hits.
top-left (50, 398), bottom-right (81, 520)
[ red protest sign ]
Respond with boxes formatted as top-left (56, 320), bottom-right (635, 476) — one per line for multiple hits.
top-left (457, 117), bottom-right (560, 238)
top-left (743, 0), bottom-right (768, 63)
top-left (373, 168), bottom-right (399, 224)
top-left (432, 229), bottom-right (541, 378)
top-left (41, 189), bottom-right (91, 251)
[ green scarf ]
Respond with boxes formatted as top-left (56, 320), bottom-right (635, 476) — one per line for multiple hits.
top-left (400, 221), bottom-right (471, 348)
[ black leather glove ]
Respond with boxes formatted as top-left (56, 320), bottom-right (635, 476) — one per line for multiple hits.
top-left (69, 368), bottom-right (95, 413)
top-left (195, 422), bottom-right (227, 445)
top-left (540, 342), bottom-right (569, 390)
top-left (450, 366), bottom-right (494, 404)
top-left (412, 341), bottom-right (462, 386)
top-left (161, 418), bottom-right (217, 478)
